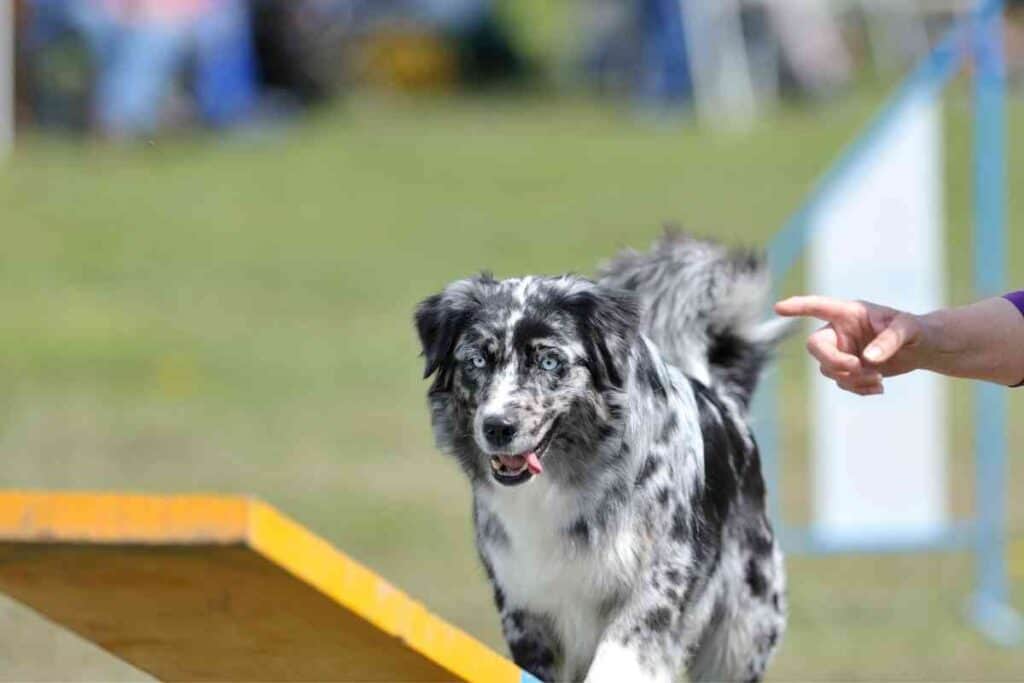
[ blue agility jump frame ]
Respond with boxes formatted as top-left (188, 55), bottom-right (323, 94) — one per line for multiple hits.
top-left (755, 0), bottom-right (1023, 645)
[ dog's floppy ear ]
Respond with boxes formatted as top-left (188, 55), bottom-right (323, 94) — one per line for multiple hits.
top-left (415, 293), bottom-right (464, 381)
top-left (414, 276), bottom-right (491, 390)
top-left (563, 283), bottom-right (639, 391)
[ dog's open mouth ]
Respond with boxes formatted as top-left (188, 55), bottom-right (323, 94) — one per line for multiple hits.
top-left (488, 421), bottom-right (559, 486)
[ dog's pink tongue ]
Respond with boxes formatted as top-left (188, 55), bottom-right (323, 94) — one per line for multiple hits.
top-left (525, 451), bottom-right (543, 475)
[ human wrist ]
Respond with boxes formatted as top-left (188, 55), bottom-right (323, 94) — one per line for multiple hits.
top-left (914, 309), bottom-right (962, 374)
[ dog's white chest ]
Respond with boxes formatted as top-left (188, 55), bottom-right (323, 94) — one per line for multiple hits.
top-left (483, 479), bottom-right (637, 677)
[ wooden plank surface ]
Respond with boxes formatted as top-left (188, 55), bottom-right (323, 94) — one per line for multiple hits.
top-left (0, 544), bottom-right (453, 681)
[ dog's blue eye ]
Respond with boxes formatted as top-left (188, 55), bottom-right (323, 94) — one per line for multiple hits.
top-left (469, 354), bottom-right (487, 369)
top-left (539, 355), bottom-right (561, 372)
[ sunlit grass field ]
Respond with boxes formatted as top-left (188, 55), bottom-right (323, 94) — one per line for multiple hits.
top-left (2, 89), bottom-right (1023, 679)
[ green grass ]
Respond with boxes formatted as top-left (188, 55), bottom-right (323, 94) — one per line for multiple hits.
top-left (2, 89), bottom-right (1023, 679)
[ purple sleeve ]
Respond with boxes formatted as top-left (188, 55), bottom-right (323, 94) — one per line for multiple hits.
top-left (1003, 291), bottom-right (1024, 387)
top-left (1005, 290), bottom-right (1024, 317)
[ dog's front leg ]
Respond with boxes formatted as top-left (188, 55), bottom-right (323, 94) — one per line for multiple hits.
top-left (583, 596), bottom-right (690, 683)
top-left (500, 607), bottom-right (561, 682)
top-left (585, 640), bottom-right (673, 683)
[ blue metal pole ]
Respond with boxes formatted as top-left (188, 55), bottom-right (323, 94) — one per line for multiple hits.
top-left (968, 0), bottom-right (1024, 647)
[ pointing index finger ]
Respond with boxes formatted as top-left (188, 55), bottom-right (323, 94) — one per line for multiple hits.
top-left (774, 295), bottom-right (855, 324)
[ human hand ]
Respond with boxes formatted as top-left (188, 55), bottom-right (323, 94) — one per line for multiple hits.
top-left (774, 296), bottom-right (928, 395)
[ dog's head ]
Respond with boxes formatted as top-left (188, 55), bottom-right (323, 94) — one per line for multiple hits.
top-left (415, 274), bottom-right (638, 487)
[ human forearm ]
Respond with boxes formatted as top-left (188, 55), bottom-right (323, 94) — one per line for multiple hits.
top-left (915, 297), bottom-right (1024, 385)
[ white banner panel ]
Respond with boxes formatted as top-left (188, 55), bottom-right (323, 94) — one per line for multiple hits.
top-left (809, 91), bottom-right (947, 543)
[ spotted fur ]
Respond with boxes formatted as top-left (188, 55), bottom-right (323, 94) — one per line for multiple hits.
top-left (415, 233), bottom-right (788, 682)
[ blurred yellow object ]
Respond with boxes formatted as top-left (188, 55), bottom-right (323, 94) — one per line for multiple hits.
top-left (357, 28), bottom-right (458, 92)
top-left (0, 491), bottom-right (523, 682)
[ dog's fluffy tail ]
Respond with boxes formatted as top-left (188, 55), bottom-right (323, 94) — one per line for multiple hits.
top-left (599, 230), bottom-right (792, 409)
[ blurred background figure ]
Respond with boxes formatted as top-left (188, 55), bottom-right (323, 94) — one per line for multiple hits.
top-left (14, 0), bottom-right (1024, 140)
top-left (579, 0), bottom-right (851, 121)
top-left (639, 0), bottom-right (692, 107)
top-left (27, 0), bottom-right (257, 137)
top-left (249, 0), bottom-right (351, 107)
top-left (15, 0), bottom-right (532, 137)
top-left (766, 1), bottom-right (851, 99)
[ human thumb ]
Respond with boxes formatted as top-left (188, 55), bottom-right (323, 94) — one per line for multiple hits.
top-left (863, 314), bottom-right (916, 364)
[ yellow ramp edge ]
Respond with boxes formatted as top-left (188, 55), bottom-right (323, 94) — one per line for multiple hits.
top-left (0, 491), bottom-right (250, 544)
top-left (0, 490), bottom-right (523, 683)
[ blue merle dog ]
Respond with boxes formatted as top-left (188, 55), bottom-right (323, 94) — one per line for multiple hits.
top-left (415, 233), bottom-right (788, 682)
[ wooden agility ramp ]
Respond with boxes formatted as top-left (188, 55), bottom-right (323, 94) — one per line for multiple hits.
top-left (0, 491), bottom-right (536, 682)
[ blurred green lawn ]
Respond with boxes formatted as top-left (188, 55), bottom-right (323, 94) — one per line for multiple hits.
top-left (2, 90), bottom-right (1023, 679)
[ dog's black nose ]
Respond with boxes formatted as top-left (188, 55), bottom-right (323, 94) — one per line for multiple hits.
top-left (483, 416), bottom-right (518, 448)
